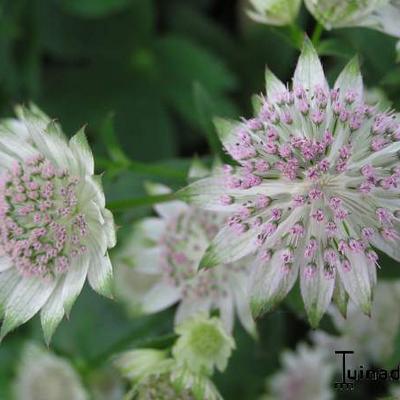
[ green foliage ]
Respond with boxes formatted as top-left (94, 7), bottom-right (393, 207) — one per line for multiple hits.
top-left (1, 1), bottom-right (400, 399)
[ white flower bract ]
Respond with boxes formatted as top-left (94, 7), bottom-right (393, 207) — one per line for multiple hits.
top-left (305, 0), bottom-right (400, 37)
top-left (247, 0), bottom-right (301, 26)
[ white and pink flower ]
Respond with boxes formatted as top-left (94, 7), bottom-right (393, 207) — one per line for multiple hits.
top-left (0, 105), bottom-right (116, 342)
top-left (179, 38), bottom-right (400, 326)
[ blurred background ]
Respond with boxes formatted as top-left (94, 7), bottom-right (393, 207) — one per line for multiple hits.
top-left (1, 0), bottom-right (400, 399)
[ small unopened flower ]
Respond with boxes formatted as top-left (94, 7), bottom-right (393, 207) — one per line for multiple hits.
top-left (247, 0), bottom-right (301, 26)
top-left (266, 343), bottom-right (335, 400)
top-left (114, 347), bottom-right (222, 400)
top-left (313, 281), bottom-right (400, 367)
top-left (114, 348), bottom-right (174, 383)
top-left (14, 342), bottom-right (87, 400)
top-left (114, 165), bottom-right (255, 336)
top-left (172, 314), bottom-right (235, 375)
top-left (0, 105), bottom-right (116, 342)
top-left (305, 0), bottom-right (400, 37)
top-left (179, 38), bottom-right (400, 326)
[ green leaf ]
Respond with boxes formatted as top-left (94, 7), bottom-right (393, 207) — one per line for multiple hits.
top-left (155, 35), bottom-right (238, 129)
top-left (193, 83), bottom-right (228, 159)
top-left (317, 39), bottom-right (354, 59)
top-left (60, 0), bottom-right (135, 18)
top-left (37, 0), bottom-right (154, 59)
top-left (99, 113), bottom-right (130, 165)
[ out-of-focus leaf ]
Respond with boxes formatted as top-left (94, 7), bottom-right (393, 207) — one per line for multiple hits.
top-left (99, 113), bottom-right (130, 165)
top-left (40, 64), bottom-right (178, 161)
top-left (335, 28), bottom-right (396, 86)
top-left (193, 83), bottom-right (232, 158)
top-left (285, 282), bottom-right (306, 320)
top-left (167, 5), bottom-right (238, 63)
top-left (215, 313), bottom-right (286, 400)
top-left (384, 326), bottom-right (400, 369)
top-left (381, 69), bottom-right (400, 87)
top-left (155, 35), bottom-right (238, 128)
top-left (60, 0), bottom-right (135, 18)
top-left (37, 0), bottom-right (154, 60)
top-left (318, 38), bottom-right (354, 59)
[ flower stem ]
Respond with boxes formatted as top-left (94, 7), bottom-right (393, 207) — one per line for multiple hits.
top-left (96, 157), bottom-right (187, 181)
top-left (311, 22), bottom-right (324, 48)
top-left (107, 192), bottom-right (176, 211)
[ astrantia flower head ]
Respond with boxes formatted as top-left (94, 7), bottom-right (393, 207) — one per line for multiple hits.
top-left (114, 348), bottom-right (222, 400)
top-left (172, 313), bottom-right (235, 375)
top-left (179, 38), bottom-right (400, 326)
top-left (0, 105), bottom-right (116, 342)
top-left (247, 0), bottom-right (301, 26)
top-left (305, 0), bottom-right (400, 37)
top-left (15, 342), bottom-right (87, 400)
top-left (266, 343), bottom-right (334, 400)
top-left (114, 165), bottom-right (255, 336)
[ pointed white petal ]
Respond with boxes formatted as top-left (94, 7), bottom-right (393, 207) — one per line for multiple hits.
top-left (129, 247), bottom-right (162, 274)
top-left (63, 256), bottom-right (89, 315)
top-left (174, 297), bottom-right (211, 326)
top-left (229, 272), bottom-right (257, 337)
top-left (141, 282), bottom-right (181, 313)
top-left (178, 177), bottom-right (300, 212)
top-left (40, 277), bottom-right (66, 345)
top-left (213, 117), bottom-right (240, 153)
top-left (0, 269), bottom-right (20, 317)
top-left (293, 37), bottom-right (328, 93)
top-left (69, 127), bottom-right (94, 175)
top-left (80, 176), bottom-right (106, 210)
top-left (265, 67), bottom-right (287, 102)
top-left (88, 252), bottom-right (114, 298)
top-left (102, 208), bottom-right (117, 249)
top-left (349, 141), bottom-right (400, 170)
top-left (144, 181), bottom-right (171, 196)
top-left (1, 276), bottom-right (56, 339)
top-left (334, 56), bottom-right (363, 101)
top-left (188, 158), bottom-right (210, 181)
top-left (250, 249), bottom-right (299, 317)
top-left (145, 181), bottom-right (189, 219)
top-left (332, 275), bottom-right (349, 319)
top-left (217, 290), bottom-right (234, 333)
top-left (300, 261), bottom-right (335, 327)
top-left (137, 218), bottom-right (166, 242)
top-left (337, 252), bottom-right (372, 315)
top-left (0, 131), bottom-right (37, 161)
top-left (200, 221), bottom-right (261, 268)
top-left (0, 118), bottom-right (29, 139)
top-left (19, 106), bottom-right (74, 171)
top-left (362, 3), bottom-right (400, 38)
top-left (114, 266), bottom-right (162, 315)
top-left (371, 234), bottom-right (400, 262)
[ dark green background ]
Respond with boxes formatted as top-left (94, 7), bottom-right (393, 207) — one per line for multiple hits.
top-left (0, 0), bottom-right (400, 399)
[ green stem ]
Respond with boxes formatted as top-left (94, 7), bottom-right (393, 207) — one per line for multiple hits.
top-left (96, 157), bottom-right (186, 181)
top-left (311, 22), bottom-right (324, 48)
top-left (107, 192), bottom-right (176, 211)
